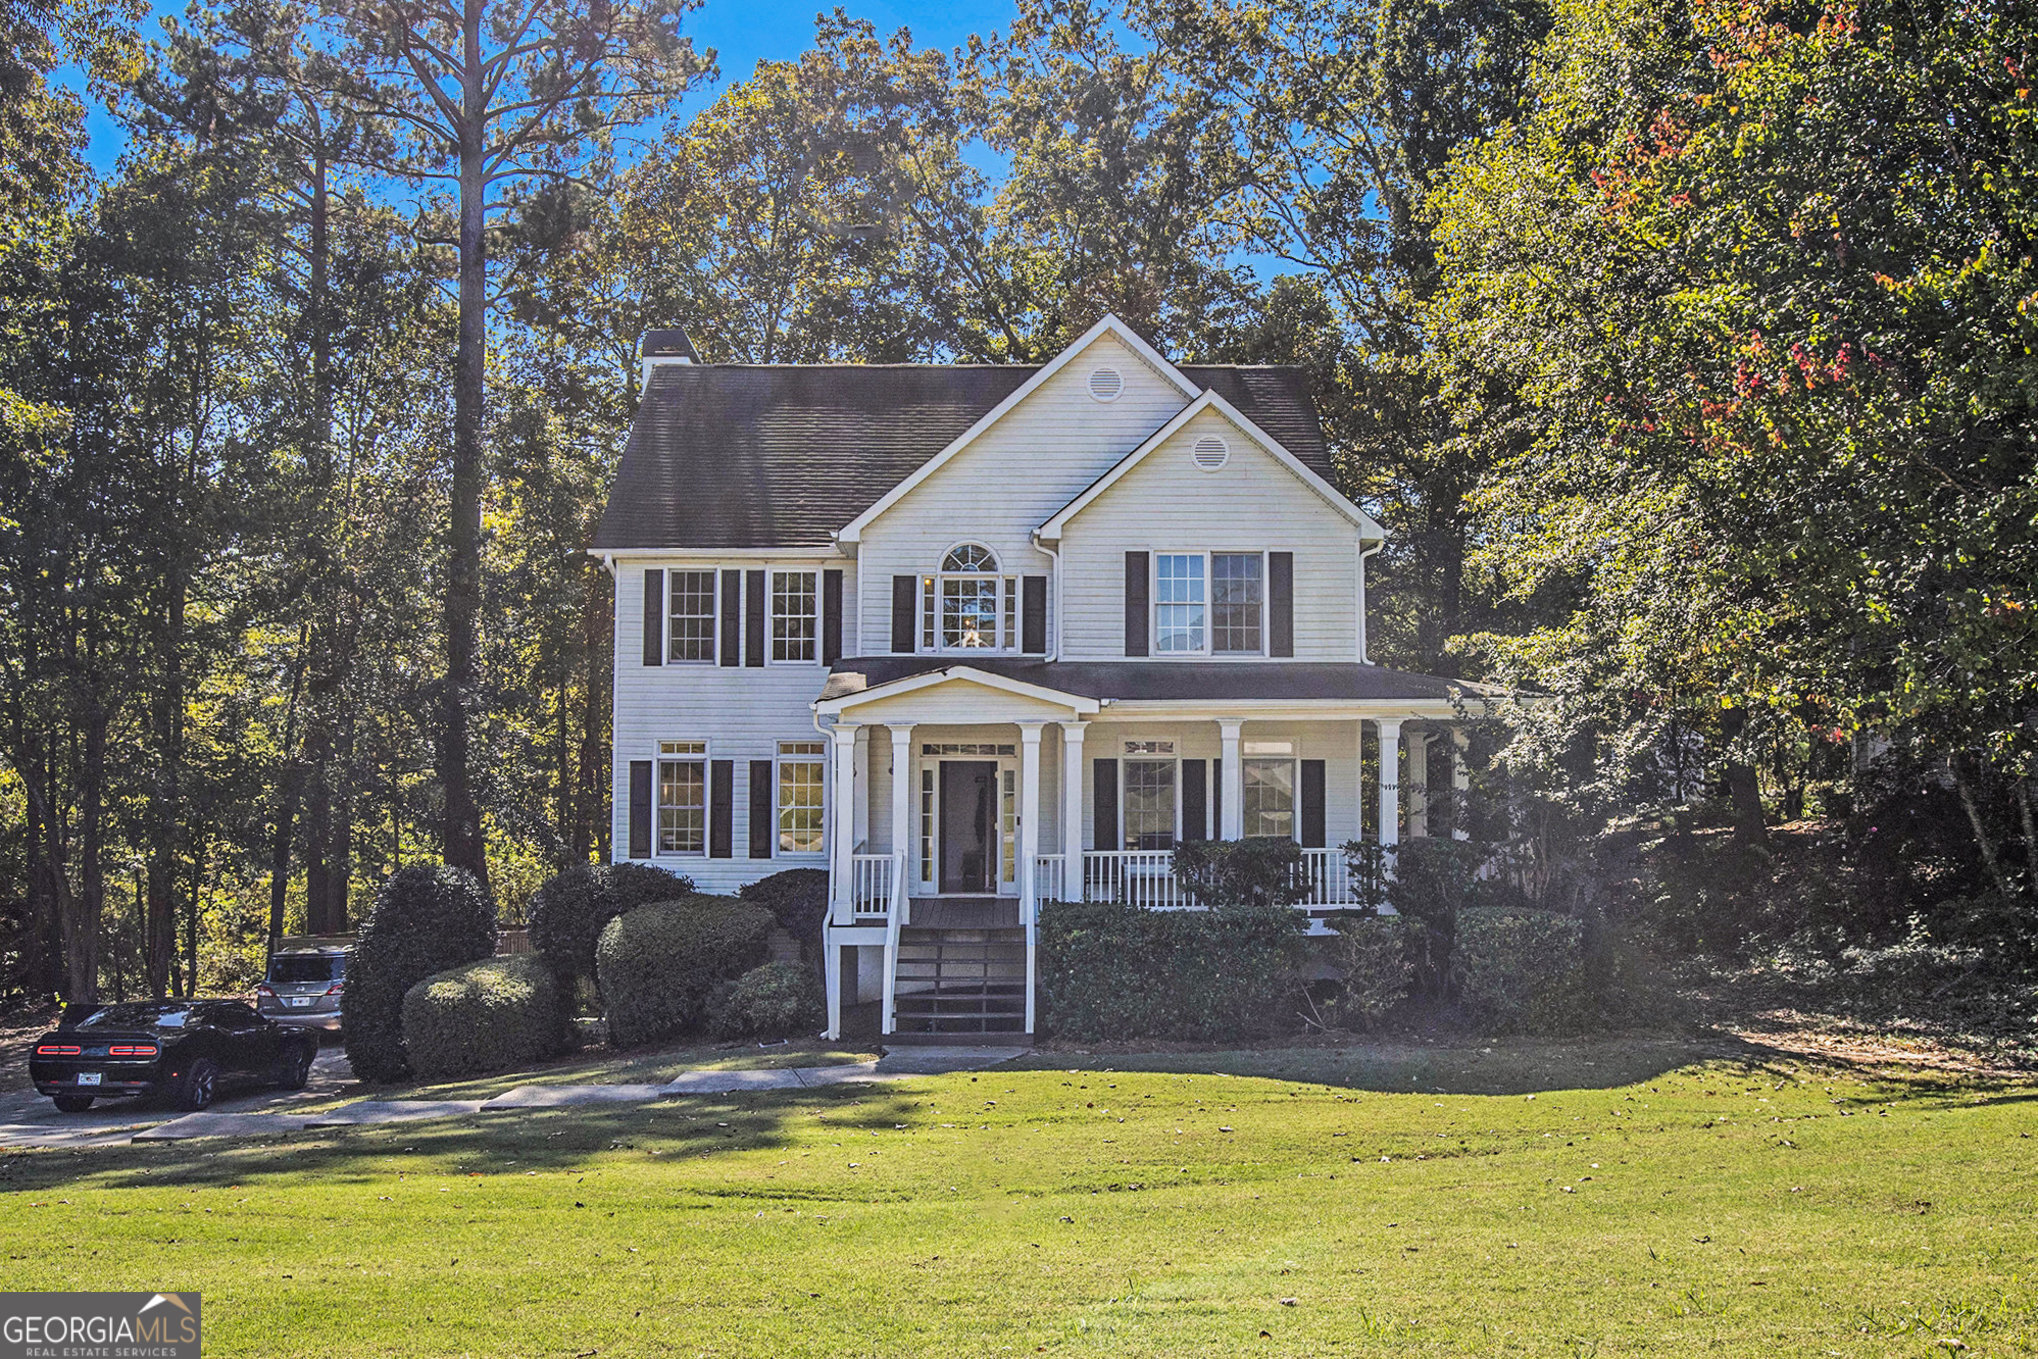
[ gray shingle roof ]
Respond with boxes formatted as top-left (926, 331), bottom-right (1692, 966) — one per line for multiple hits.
top-left (592, 363), bottom-right (1333, 551)
top-left (818, 657), bottom-right (1505, 706)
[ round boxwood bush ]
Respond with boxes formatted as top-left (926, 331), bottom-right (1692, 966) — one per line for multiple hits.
top-left (736, 869), bottom-right (829, 970)
top-left (528, 862), bottom-right (694, 994)
top-left (402, 954), bottom-right (566, 1079)
top-left (708, 961), bottom-right (825, 1039)
top-left (1328, 914), bottom-right (1413, 1028)
top-left (343, 865), bottom-right (497, 1082)
top-left (595, 896), bottom-right (776, 1047)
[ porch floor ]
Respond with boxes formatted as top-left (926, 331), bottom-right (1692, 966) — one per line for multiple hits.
top-left (908, 897), bottom-right (1021, 929)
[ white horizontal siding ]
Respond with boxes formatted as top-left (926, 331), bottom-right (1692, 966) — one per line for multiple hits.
top-left (609, 554), bottom-right (848, 895)
top-left (1058, 408), bottom-right (1362, 662)
top-left (854, 333), bottom-right (1191, 655)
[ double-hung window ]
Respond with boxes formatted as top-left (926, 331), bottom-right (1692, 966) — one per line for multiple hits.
top-left (922, 543), bottom-right (1018, 652)
top-left (1242, 740), bottom-right (1296, 839)
top-left (656, 740), bottom-right (708, 855)
top-left (1155, 552), bottom-right (1264, 655)
top-left (776, 741), bottom-right (825, 854)
top-left (666, 570), bottom-right (717, 663)
top-left (1121, 740), bottom-right (1179, 850)
top-left (771, 570), bottom-right (817, 663)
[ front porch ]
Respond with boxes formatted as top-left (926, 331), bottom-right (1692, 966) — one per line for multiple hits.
top-left (813, 664), bottom-right (1479, 1041)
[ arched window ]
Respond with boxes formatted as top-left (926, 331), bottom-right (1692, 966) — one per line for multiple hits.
top-left (922, 543), bottom-right (1016, 652)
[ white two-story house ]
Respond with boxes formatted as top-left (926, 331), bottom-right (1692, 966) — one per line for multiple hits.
top-left (592, 317), bottom-right (1493, 1043)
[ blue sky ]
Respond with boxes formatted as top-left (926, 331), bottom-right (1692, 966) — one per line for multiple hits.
top-left (72, 0), bottom-right (1024, 172)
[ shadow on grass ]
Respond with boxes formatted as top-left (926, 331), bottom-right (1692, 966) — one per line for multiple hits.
top-left (1, 1080), bottom-right (923, 1197)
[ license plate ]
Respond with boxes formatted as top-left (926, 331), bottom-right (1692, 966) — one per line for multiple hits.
top-left (286, 996), bottom-right (312, 1007)
top-left (76, 1071), bottom-right (102, 1087)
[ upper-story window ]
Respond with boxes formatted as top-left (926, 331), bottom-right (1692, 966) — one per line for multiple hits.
top-left (666, 569), bottom-right (717, 663)
top-left (1155, 552), bottom-right (1264, 656)
top-left (771, 569), bottom-right (817, 663)
top-left (921, 543), bottom-right (1019, 652)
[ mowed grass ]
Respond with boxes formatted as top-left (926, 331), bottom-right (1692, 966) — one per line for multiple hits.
top-left (3, 1044), bottom-right (2035, 1357)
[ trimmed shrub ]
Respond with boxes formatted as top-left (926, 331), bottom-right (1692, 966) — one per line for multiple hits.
top-left (1038, 901), bottom-right (1304, 1041)
top-left (1172, 837), bottom-right (1308, 907)
top-left (528, 862), bottom-right (693, 995)
top-left (1454, 906), bottom-right (1586, 1032)
top-left (737, 869), bottom-right (830, 970)
top-left (342, 865), bottom-right (497, 1082)
top-left (402, 954), bottom-right (567, 1079)
top-left (708, 961), bottom-right (825, 1039)
top-left (1328, 915), bottom-right (1413, 1028)
top-left (596, 896), bottom-right (776, 1047)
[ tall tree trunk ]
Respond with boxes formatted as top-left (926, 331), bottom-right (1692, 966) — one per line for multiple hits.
top-left (145, 572), bottom-right (187, 998)
top-left (69, 696), bottom-right (107, 1003)
top-left (266, 626), bottom-right (311, 945)
top-left (439, 0), bottom-right (488, 881)
top-left (17, 738), bottom-right (70, 999)
top-left (1950, 757), bottom-right (2012, 898)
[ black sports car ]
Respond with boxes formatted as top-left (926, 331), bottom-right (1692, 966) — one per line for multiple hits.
top-left (30, 1000), bottom-right (319, 1113)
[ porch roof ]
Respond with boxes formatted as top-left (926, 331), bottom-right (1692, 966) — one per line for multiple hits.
top-left (818, 656), bottom-right (1505, 708)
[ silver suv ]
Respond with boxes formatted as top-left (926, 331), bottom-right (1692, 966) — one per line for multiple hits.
top-left (256, 948), bottom-right (347, 1033)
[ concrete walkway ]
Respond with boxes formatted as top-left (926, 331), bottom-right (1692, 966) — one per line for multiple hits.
top-left (2, 1046), bottom-right (1029, 1147)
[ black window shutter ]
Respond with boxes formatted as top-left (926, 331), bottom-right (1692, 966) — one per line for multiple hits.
top-left (822, 570), bottom-right (844, 664)
top-left (1181, 758), bottom-right (1208, 842)
top-left (1210, 759), bottom-right (1223, 840)
top-left (642, 569), bottom-right (664, 666)
top-left (1022, 575), bottom-right (1048, 653)
top-left (709, 760), bottom-right (734, 858)
top-left (718, 571), bottom-right (741, 667)
top-left (890, 575), bottom-right (918, 653)
top-left (1093, 758), bottom-right (1119, 852)
top-left (744, 570), bottom-right (766, 667)
top-left (628, 761), bottom-right (653, 858)
top-left (1124, 552), bottom-right (1149, 657)
top-left (1269, 551), bottom-right (1294, 657)
top-left (1300, 759), bottom-right (1326, 848)
top-left (748, 759), bottom-right (775, 858)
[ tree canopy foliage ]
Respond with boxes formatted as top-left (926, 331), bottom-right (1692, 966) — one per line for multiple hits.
top-left (1, 0), bottom-right (2031, 1005)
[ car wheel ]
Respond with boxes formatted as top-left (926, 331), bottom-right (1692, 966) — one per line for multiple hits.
top-left (52, 1093), bottom-right (94, 1114)
top-left (176, 1058), bottom-right (219, 1111)
top-left (279, 1043), bottom-right (313, 1090)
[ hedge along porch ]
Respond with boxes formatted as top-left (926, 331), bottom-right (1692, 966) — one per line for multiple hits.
top-left (811, 659), bottom-right (1497, 1041)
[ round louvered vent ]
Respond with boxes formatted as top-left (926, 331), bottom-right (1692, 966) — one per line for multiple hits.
top-left (1087, 367), bottom-right (1124, 402)
top-left (1192, 435), bottom-right (1230, 471)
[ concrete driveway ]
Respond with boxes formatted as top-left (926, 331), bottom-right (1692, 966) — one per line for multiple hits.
top-left (0, 1044), bottom-right (353, 1149)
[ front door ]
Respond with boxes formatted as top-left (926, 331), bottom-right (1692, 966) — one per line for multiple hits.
top-left (938, 761), bottom-right (998, 894)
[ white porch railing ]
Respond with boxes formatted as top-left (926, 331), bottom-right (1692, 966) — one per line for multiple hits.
top-left (1073, 846), bottom-right (1384, 913)
top-left (1082, 850), bottom-right (1193, 908)
top-left (1033, 855), bottom-right (1064, 905)
top-left (851, 853), bottom-right (896, 919)
top-left (1294, 847), bottom-right (1352, 907)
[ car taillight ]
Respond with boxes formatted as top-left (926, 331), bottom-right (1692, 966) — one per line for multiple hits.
top-left (36, 1045), bottom-right (81, 1056)
top-left (325, 982), bottom-right (344, 995)
top-left (256, 984), bottom-right (277, 998)
top-left (109, 1044), bottom-right (159, 1057)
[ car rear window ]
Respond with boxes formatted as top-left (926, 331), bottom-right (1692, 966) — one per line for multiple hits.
top-left (269, 954), bottom-right (344, 984)
top-left (74, 1004), bottom-right (193, 1029)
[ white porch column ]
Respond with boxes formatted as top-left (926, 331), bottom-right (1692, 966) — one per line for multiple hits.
top-left (1376, 718), bottom-right (1402, 857)
top-left (829, 722), bottom-right (860, 925)
top-left (1452, 727), bottom-right (1471, 841)
top-left (853, 726), bottom-right (871, 849)
top-left (1218, 719), bottom-right (1244, 840)
top-left (824, 943), bottom-right (841, 1041)
top-left (889, 724), bottom-right (914, 894)
top-left (1018, 722), bottom-right (1044, 1036)
top-left (1408, 726), bottom-right (1429, 838)
top-left (1061, 720), bottom-right (1087, 901)
top-left (1018, 723), bottom-right (1044, 922)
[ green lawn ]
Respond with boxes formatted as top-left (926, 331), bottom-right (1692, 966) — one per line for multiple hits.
top-left (3, 1042), bottom-right (2035, 1357)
